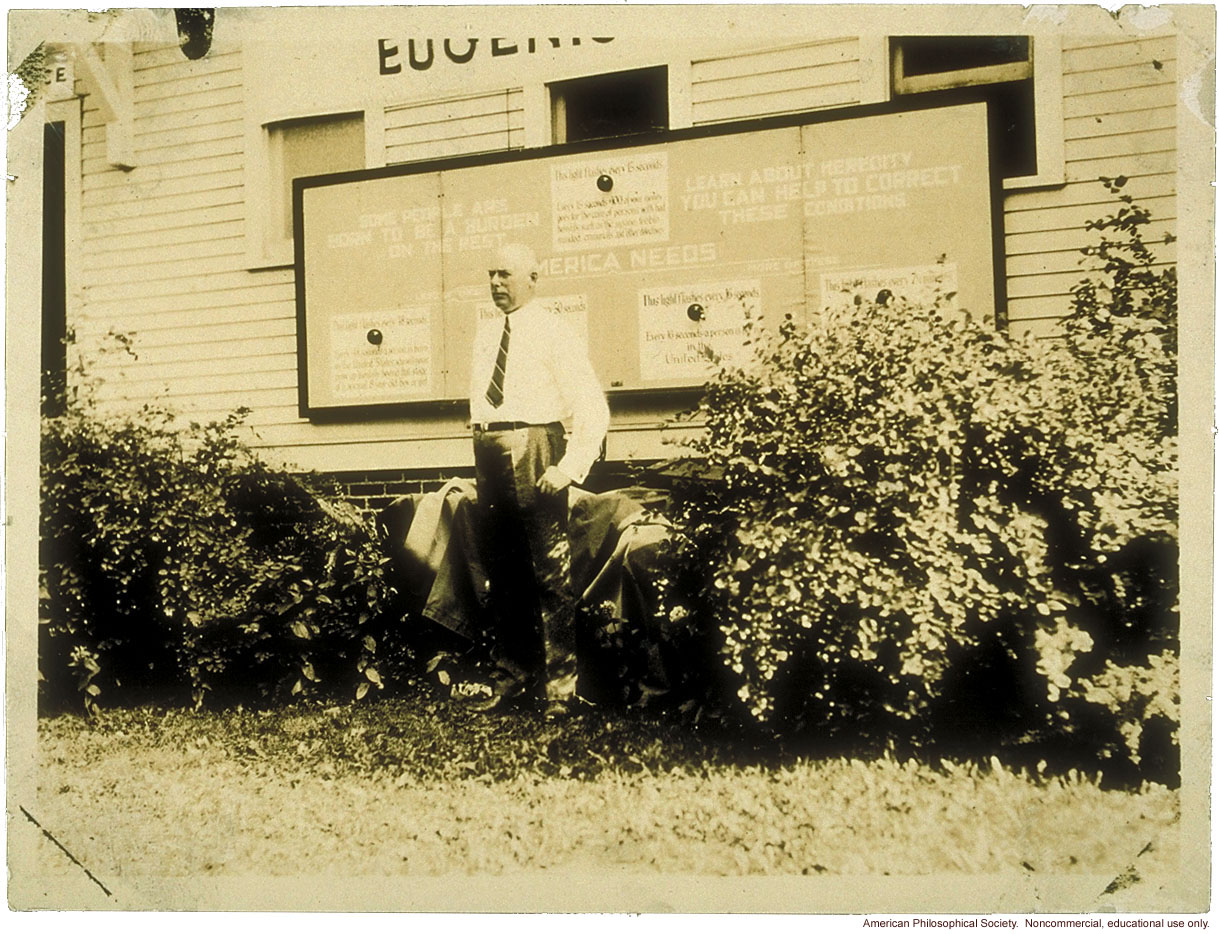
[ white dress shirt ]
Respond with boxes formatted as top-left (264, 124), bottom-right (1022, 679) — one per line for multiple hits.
top-left (469, 300), bottom-right (610, 484)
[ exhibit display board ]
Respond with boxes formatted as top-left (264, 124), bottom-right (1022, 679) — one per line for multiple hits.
top-left (296, 101), bottom-right (999, 414)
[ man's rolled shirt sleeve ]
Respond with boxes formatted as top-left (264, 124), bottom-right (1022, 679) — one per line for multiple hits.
top-left (553, 328), bottom-right (609, 485)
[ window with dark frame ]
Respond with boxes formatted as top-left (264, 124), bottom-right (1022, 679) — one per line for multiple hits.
top-left (549, 66), bottom-right (669, 144)
top-left (891, 36), bottom-right (1037, 180)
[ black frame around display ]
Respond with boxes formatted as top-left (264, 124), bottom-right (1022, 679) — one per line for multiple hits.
top-left (293, 88), bottom-right (1008, 420)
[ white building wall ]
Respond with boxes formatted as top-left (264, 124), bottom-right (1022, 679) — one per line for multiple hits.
top-left (384, 89), bottom-right (525, 164)
top-left (67, 25), bottom-right (1180, 473)
top-left (690, 38), bottom-right (866, 124)
top-left (80, 45), bottom-right (297, 428)
top-left (1003, 33), bottom-right (1177, 338)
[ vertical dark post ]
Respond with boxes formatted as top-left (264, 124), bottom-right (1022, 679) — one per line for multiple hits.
top-left (41, 121), bottom-right (67, 416)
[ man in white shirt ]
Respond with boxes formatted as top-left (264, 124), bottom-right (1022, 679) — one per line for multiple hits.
top-left (468, 242), bottom-right (610, 717)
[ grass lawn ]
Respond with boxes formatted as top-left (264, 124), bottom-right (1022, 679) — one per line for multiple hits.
top-left (31, 691), bottom-right (1179, 882)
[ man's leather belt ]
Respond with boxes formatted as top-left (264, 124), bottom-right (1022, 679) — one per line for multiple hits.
top-left (472, 421), bottom-right (560, 432)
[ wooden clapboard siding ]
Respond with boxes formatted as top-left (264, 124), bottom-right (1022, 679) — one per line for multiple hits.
top-left (1009, 318), bottom-right (1065, 342)
top-left (132, 102), bottom-right (244, 137)
top-left (1002, 172), bottom-right (1175, 216)
top-left (1063, 149), bottom-right (1176, 182)
top-left (693, 60), bottom-right (860, 104)
top-left (384, 88), bottom-right (524, 164)
top-left (76, 39), bottom-right (256, 413)
top-left (83, 144), bottom-right (242, 177)
top-left (129, 134), bottom-right (245, 165)
top-left (83, 253), bottom-right (244, 290)
top-left (1061, 84), bottom-right (1174, 120)
top-left (90, 390), bottom-right (297, 423)
top-left (693, 82), bottom-right (861, 125)
top-left (170, 397), bottom-right (298, 430)
top-left (76, 314), bottom-right (295, 349)
top-left (92, 346), bottom-right (297, 383)
top-left (1007, 261), bottom-right (1175, 301)
top-left (87, 384), bottom-right (295, 417)
top-left (132, 116), bottom-right (244, 149)
top-left (78, 43), bottom-right (392, 434)
top-left (77, 313), bottom-right (295, 355)
top-left (81, 173), bottom-right (244, 219)
top-left (1003, 33), bottom-right (1176, 331)
top-left (1006, 216), bottom-right (1176, 257)
top-left (1063, 105), bottom-right (1175, 141)
top-left (82, 235), bottom-right (246, 274)
top-left (80, 169), bottom-right (242, 212)
top-left (691, 39), bottom-right (862, 125)
top-left (1005, 192), bottom-right (1176, 237)
top-left (83, 153), bottom-right (243, 192)
top-left (82, 267), bottom-right (292, 305)
top-left (89, 360), bottom-right (299, 396)
top-left (1060, 34), bottom-right (1176, 72)
top-left (81, 201), bottom-right (245, 239)
top-left (66, 31), bottom-right (1181, 471)
top-left (81, 169), bottom-right (244, 211)
top-left (133, 63), bottom-right (243, 104)
top-left (82, 217), bottom-right (245, 252)
top-left (133, 85), bottom-right (245, 120)
top-left (1007, 234), bottom-right (1176, 279)
top-left (1063, 126), bottom-right (1175, 162)
top-left (81, 279), bottom-right (294, 318)
top-left (186, 404), bottom-right (303, 430)
top-left (97, 365), bottom-right (298, 397)
top-left (1061, 58), bottom-right (1176, 98)
top-left (388, 127), bottom-right (525, 163)
top-left (132, 44), bottom-right (241, 71)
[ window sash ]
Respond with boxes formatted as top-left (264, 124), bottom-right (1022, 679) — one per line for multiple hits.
top-left (893, 55), bottom-right (1034, 95)
top-left (888, 36), bottom-right (1061, 190)
top-left (246, 110), bottom-right (366, 269)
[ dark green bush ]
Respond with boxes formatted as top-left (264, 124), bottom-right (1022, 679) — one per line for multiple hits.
top-left (661, 186), bottom-right (1177, 780)
top-left (39, 338), bottom-right (400, 712)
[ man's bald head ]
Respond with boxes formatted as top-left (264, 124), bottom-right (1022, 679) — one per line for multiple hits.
top-left (488, 243), bottom-right (540, 312)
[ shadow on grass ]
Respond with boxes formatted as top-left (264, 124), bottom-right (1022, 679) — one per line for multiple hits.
top-left (41, 677), bottom-right (1177, 796)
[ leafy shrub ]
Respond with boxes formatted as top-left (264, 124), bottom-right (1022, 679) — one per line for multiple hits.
top-left (39, 337), bottom-right (401, 712)
top-left (661, 187), bottom-right (1177, 781)
top-left (1069, 175), bottom-right (1177, 357)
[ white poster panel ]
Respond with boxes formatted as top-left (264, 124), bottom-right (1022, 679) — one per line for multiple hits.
top-left (638, 279), bottom-right (760, 382)
top-left (329, 307), bottom-right (433, 401)
top-left (551, 152), bottom-right (669, 252)
top-left (820, 263), bottom-right (959, 313)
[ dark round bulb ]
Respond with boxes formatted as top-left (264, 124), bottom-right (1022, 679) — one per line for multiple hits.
top-left (596, 174), bottom-right (614, 192)
top-left (687, 304), bottom-right (705, 322)
top-left (175, 9), bottom-right (215, 61)
top-left (366, 329), bottom-right (383, 346)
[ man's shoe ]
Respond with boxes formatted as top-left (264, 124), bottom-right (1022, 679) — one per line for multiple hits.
top-left (461, 689), bottom-right (511, 713)
top-left (450, 678), bottom-right (496, 705)
top-left (543, 695), bottom-right (589, 720)
top-left (456, 668), bottom-right (527, 713)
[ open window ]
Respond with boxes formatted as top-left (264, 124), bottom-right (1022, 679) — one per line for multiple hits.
top-left (891, 36), bottom-right (1062, 188)
top-left (549, 66), bottom-right (668, 144)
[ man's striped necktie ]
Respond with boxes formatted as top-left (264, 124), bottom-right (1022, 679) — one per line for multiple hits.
top-left (485, 313), bottom-right (511, 408)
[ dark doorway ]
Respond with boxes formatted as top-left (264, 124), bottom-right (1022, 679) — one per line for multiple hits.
top-left (42, 121), bottom-right (67, 416)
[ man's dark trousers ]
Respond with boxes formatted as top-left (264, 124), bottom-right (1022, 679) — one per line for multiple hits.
top-left (472, 423), bottom-right (577, 701)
